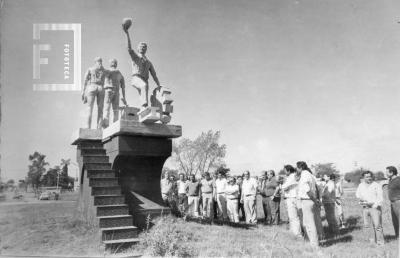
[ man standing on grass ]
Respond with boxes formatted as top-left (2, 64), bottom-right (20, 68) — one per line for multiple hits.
top-left (200, 172), bottom-right (214, 219)
top-left (186, 174), bottom-right (200, 217)
top-left (322, 174), bottom-right (338, 235)
top-left (297, 161), bottom-right (320, 248)
top-left (282, 164), bottom-right (302, 237)
top-left (215, 172), bottom-right (228, 220)
top-left (356, 170), bottom-right (385, 245)
top-left (335, 176), bottom-right (346, 229)
top-left (261, 170), bottom-right (281, 225)
top-left (160, 171), bottom-right (173, 206)
top-left (237, 175), bottom-right (246, 221)
top-left (241, 170), bottom-right (258, 224)
top-left (177, 173), bottom-right (188, 217)
top-left (386, 166), bottom-right (400, 239)
top-left (226, 177), bottom-right (240, 222)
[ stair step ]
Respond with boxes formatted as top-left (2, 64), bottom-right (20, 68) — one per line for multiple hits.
top-left (90, 178), bottom-right (119, 187)
top-left (85, 163), bottom-right (112, 170)
top-left (101, 226), bottom-right (138, 241)
top-left (99, 215), bottom-right (133, 228)
top-left (81, 148), bottom-right (106, 156)
top-left (79, 141), bottom-right (103, 149)
top-left (94, 195), bottom-right (125, 206)
top-left (103, 238), bottom-right (140, 249)
top-left (97, 204), bottom-right (129, 216)
top-left (92, 186), bottom-right (121, 196)
top-left (87, 169), bottom-right (115, 178)
top-left (83, 155), bottom-right (109, 163)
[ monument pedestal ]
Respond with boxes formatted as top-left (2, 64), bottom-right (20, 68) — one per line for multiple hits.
top-left (103, 120), bottom-right (181, 226)
top-left (71, 121), bottom-right (182, 229)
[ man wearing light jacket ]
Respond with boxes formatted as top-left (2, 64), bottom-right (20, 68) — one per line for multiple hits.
top-left (356, 170), bottom-right (384, 245)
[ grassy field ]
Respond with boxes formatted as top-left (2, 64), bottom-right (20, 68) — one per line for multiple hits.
top-left (0, 189), bottom-right (398, 257)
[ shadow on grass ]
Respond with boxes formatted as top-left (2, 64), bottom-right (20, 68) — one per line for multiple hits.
top-left (185, 216), bottom-right (257, 229)
top-left (384, 235), bottom-right (398, 243)
top-left (321, 235), bottom-right (353, 247)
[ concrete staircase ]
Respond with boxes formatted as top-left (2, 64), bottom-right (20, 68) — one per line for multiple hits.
top-left (80, 142), bottom-right (140, 249)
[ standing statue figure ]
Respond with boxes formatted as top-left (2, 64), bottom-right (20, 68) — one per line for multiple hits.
top-left (103, 58), bottom-right (127, 128)
top-left (123, 19), bottom-right (161, 109)
top-left (82, 57), bottom-right (107, 129)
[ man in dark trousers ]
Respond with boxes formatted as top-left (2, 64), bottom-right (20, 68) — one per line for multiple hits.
top-left (386, 166), bottom-right (400, 239)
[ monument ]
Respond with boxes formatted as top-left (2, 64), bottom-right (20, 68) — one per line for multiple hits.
top-left (72, 18), bottom-right (181, 249)
top-left (82, 57), bottom-right (107, 129)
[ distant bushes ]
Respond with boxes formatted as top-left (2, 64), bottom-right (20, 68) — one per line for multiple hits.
top-left (140, 216), bottom-right (197, 257)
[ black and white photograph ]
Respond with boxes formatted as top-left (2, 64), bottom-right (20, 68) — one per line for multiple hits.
top-left (0, 0), bottom-right (400, 257)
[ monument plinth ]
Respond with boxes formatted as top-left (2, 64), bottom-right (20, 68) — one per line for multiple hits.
top-left (71, 121), bottom-right (182, 231)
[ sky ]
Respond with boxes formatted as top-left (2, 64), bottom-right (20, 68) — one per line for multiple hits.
top-left (1, 0), bottom-right (400, 180)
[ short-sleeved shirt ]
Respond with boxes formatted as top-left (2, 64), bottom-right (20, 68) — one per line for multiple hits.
top-left (187, 181), bottom-right (200, 196)
top-left (104, 69), bottom-right (124, 90)
top-left (160, 178), bottom-right (173, 194)
top-left (215, 178), bottom-right (227, 194)
top-left (177, 180), bottom-right (187, 195)
top-left (298, 170), bottom-right (318, 200)
top-left (200, 179), bottom-right (214, 193)
top-left (128, 50), bottom-right (154, 82)
top-left (226, 184), bottom-right (240, 199)
top-left (85, 66), bottom-right (106, 85)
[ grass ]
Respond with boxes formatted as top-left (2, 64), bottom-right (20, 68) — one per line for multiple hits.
top-left (0, 189), bottom-right (397, 257)
top-left (0, 193), bottom-right (105, 257)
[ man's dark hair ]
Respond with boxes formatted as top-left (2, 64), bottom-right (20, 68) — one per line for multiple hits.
top-left (284, 165), bottom-right (296, 174)
top-left (204, 172), bottom-right (210, 177)
top-left (386, 166), bottom-right (398, 176)
top-left (268, 170), bottom-right (276, 177)
top-left (361, 170), bottom-right (374, 178)
top-left (329, 174), bottom-right (336, 180)
top-left (296, 161), bottom-right (311, 173)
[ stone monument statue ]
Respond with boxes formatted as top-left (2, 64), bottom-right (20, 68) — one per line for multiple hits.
top-left (82, 57), bottom-right (107, 129)
top-left (122, 18), bottom-right (161, 109)
top-left (102, 58), bottom-right (127, 128)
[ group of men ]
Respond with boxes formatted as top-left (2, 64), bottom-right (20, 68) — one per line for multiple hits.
top-left (160, 162), bottom-right (400, 249)
top-left (81, 25), bottom-right (161, 129)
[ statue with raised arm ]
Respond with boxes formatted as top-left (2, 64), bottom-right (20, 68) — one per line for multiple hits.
top-left (103, 58), bottom-right (127, 128)
top-left (122, 18), bottom-right (161, 109)
top-left (82, 57), bottom-right (107, 129)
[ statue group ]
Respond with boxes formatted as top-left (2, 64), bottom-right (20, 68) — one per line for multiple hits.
top-left (81, 18), bottom-right (173, 129)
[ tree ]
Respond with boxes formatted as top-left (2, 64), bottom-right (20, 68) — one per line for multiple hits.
top-left (311, 163), bottom-right (340, 178)
top-left (59, 159), bottom-right (71, 188)
top-left (374, 171), bottom-right (386, 181)
top-left (27, 151), bottom-right (49, 189)
top-left (344, 168), bottom-right (365, 185)
top-left (172, 130), bottom-right (226, 177)
top-left (215, 166), bottom-right (230, 177)
top-left (162, 167), bottom-right (179, 179)
top-left (41, 166), bottom-right (60, 187)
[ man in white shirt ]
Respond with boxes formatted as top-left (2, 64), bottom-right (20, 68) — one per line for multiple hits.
top-left (356, 170), bottom-right (384, 245)
top-left (297, 161), bottom-right (320, 248)
top-left (241, 170), bottom-right (258, 224)
top-left (335, 177), bottom-right (346, 229)
top-left (226, 177), bottom-right (240, 222)
top-left (282, 165), bottom-right (301, 237)
top-left (177, 173), bottom-right (188, 216)
top-left (214, 172), bottom-right (228, 220)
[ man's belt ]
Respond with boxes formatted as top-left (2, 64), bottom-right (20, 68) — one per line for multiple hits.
top-left (245, 194), bottom-right (255, 197)
top-left (104, 87), bottom-right (115, 90)
top-left (228, 198), bottom-right (238, 200)
top-left (202, 192), bottom-right (212, 194)
top-left (217, 192), bottom-right (225, 194)
top-left (189, 195), bottom-right (199, 197)
top-left (300, 198), bottom-right (311, 200)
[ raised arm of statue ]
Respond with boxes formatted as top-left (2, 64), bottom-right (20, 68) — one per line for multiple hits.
top-left (149, 62), bottom-right (160, 87)
top-left (125, 31), bottom-right (138, 60)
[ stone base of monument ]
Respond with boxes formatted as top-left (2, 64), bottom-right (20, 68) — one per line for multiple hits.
top-left (71, 121), bottom-right (181, 248)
